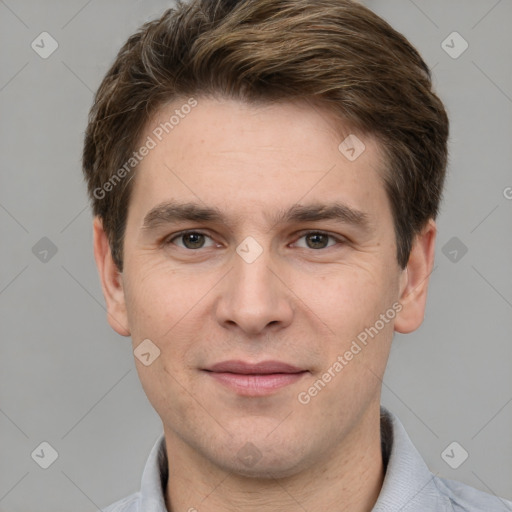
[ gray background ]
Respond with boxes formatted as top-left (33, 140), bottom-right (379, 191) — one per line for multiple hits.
top-left (1, 0), bottom-right (511, 510)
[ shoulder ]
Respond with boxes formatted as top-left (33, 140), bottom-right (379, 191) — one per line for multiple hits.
top-left (102, 492), bottom-right (141, 512)
top-left (434, 475), bottom-right (512, 512)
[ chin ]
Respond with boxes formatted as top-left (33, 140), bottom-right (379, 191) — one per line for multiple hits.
top-left (229, 458), bottom-right (306, 481)
top-left (215, 442), bottom-right (310, 480)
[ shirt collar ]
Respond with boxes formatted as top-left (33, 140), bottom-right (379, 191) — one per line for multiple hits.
top-left (372, 406), bottom-right (451, 511)
top-left (138, 406), bottom-right (451, 511)
top-left (139, 432), bottom-right (168, 512)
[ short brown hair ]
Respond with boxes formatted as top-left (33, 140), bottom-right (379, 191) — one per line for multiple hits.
top-left (82, 0), bottom-right (449, 271)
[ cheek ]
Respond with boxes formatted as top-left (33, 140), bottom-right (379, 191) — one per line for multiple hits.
top-left (295, 261), bottom-right (400, 368)
top-left (302, 263), bottom-right (389, 318)
top-left (123, 265), bottom-right (204, 414)
top-left (122, 262), bottom-right (231, 382)
top-left (122, 259), bottom-right (200, 339)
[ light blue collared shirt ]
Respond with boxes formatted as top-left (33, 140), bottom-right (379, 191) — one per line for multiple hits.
top-left (103, 407), bottom-right (512, 511)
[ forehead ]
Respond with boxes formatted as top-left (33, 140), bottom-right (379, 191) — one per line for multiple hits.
top-left (128, 97), bottom-right (391, 230)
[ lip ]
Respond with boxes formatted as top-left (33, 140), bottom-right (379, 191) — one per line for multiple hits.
top-left (206, 360), bottom-right (305, 374)
top-left (203, 360), bottom-right (308, 396)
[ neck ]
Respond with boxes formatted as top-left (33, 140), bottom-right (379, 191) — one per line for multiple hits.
top-left (164, 404), bottom-right (384, 512)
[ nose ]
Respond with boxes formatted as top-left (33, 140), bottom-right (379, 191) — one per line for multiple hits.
top-left (214, 241), bottom-right (294, 336)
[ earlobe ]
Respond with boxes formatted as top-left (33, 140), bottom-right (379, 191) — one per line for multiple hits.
top-left (92, 216), bottom-right (131, 337)
top-left (394, 219), bottom-right (437, 334)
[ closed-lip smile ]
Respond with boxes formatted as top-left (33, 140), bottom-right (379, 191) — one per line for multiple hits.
top-left (203, 360), bottom-right (308, 396)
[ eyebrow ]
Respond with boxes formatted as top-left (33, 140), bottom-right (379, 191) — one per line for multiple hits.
top-left (141, 200), bottom-right (372, 233)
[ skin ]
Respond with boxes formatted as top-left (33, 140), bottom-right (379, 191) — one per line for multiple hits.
top-left (93, 97), bottom-right (436, 512)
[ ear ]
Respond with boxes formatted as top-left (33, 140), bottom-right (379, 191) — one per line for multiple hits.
top-left (92, 216), bottom-right (131, 337)
top-left (394, 219), bottom-right (436, 334)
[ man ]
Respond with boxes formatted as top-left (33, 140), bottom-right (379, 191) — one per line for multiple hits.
top-left (82, 0), bottom-right (512, 510)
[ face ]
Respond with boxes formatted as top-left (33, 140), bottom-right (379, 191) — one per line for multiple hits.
top-left (95, 97), bottom-right (434, 479)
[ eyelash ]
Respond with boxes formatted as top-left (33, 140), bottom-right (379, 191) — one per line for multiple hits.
top-left (164, 230), bottom-right (346, 250)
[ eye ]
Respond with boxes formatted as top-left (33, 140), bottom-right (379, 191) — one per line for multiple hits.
top-left (292, 231), bottom-right (344, 250)
top-left (166, 231), bottom-right (217, 250)
top-left (165, 230), bottom-right (345, 251)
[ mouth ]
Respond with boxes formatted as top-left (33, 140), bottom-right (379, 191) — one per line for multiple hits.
top-left (202, 360), bottom-right (309, 396)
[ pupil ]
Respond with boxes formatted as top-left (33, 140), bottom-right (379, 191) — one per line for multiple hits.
top-left (308, 233), bottom-right (327, 249)
top-left (184, 233), bottom-right (204, 249)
